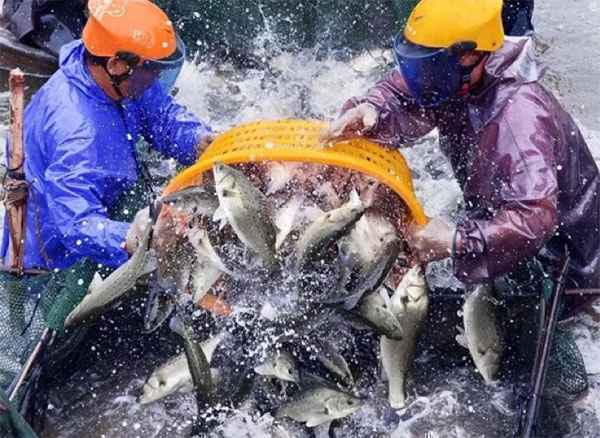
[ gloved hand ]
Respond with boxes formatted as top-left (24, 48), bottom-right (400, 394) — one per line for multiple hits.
top-left (407, 216), bottom-right (455, 264)
top-left (125, 207), bottom-right (151, 254)
top-left (320, 103), bottom-right (379, 144)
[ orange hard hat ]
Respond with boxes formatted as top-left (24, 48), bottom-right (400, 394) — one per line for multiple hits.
top-left (82, 0), bottom-right (176, 60)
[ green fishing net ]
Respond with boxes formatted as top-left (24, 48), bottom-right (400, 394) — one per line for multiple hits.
top-left (0, 161), bottom-right (155, 436)
top-left (546, 324), bottom-right (589, 401)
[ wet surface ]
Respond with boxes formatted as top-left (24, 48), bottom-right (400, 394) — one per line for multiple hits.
top-left (0, 1), bottom-right (598, 436)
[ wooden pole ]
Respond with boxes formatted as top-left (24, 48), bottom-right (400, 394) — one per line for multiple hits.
top-left (7, 68), bottom-right (26, 273)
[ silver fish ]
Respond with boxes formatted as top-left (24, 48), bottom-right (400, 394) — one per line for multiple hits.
top-left (140, 332), bottom-right (224, 405)
top-left (154, 185), bottom-right (219, 290)
top-left (354, 289), bottom-right (404, 340)
top-left (381, 265), bottom-right (429, 409)
top-left (315, 340), bottom-right (354, 385)
top-left (335, 228), bottom-right (401, 310)
top-left (65, 218), bottom-right (155, 327)
top-left (295, 191), bottom-right (365, 269)
top-left (187, 227), bottom-right (231, 303)
top-left (159, 185), bottom-right (219, 218)
top-left (143, 280), bottom-right (176, 333)
top-left (213, 162), bottom-right (278, 269)
top-left (153, 211), bottom-right (194, 299)
top-left (276, 385), bottom-right (363, 427)
top-left (456, 284), bottom-right (503, 385)
top-left (169, 313), bottom-right (214, 415)
top-left (254, 350), bottom-right (300, 383)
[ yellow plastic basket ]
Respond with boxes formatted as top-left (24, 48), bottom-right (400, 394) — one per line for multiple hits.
top-left (163, 119), bottom-right (427, 225)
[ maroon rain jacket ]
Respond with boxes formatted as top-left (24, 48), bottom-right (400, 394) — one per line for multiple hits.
top-left (343, 37), bottom-right (600, 303)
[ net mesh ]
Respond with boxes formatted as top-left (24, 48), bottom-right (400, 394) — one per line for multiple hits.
top-left (0, 159), bottom-right (153, 435)
top-left (496, 257), bottom-right (589, 402)
top-left (546, 324), bottom-right (589, 401)
top-left (0, 259), bottom-right (97, 390)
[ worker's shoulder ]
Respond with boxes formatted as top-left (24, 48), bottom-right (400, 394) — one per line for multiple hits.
top-left (29, 71), bottom-right (115, 135)
top-left (491, 80), bottom-right (563, 135)
top-left (503, 80), bottom-right (559, 115)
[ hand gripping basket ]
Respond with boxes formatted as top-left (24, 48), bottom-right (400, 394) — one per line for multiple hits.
top-left (163, 119), bottom-right (426, 225)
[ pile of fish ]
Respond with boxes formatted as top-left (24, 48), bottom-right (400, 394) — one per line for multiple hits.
top-left (64, 161), bottom-right (504, 436)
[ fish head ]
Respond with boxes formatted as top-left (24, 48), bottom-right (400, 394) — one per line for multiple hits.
top-left (328, 201), bottom-right (365, 228)
top-left (213, 162), bottom-right (238, 192)
top-left (472, 346), bottom-right (501, 385)
top-left (406, 266), bottom-right (427, 289)
top-left (325, 393), bottom-right (363, 419)
top-left (275, 356), bottom-right (300, 383)
top-left (139, 373), bottom-right (175, 405)
top-left (392, 265), bottom-right (428, 313)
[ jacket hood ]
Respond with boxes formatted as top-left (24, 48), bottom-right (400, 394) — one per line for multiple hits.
top-left (468, 36), bottom-right (543, 130)
top-left (484, 36), bottom-right (542, 84)
top-left (59, 40), bottom-right (113, 104)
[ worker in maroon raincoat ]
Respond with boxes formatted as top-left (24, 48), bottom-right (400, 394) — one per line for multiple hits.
top-left (322, 0), bottom-right (600, 317)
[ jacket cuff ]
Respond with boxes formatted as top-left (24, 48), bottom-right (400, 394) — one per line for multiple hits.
top-left (452, 220), bottom-right (490, 283)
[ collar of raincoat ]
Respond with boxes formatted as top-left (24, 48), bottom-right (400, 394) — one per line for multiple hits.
top-left (58, 39), bottom-right (129, 105)
top-left (466, 36), bottom-right (545, 131)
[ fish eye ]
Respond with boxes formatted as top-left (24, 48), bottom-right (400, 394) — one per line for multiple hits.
top-left (477, 347), bottom-right (487, 356)
top-left (347, 399), bottom-right (355, 405)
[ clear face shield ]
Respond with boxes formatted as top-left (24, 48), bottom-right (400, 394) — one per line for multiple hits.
top-left (393, 35), bottom-right (476, 107)
top-left (127, 33), bottom-right (186, 98)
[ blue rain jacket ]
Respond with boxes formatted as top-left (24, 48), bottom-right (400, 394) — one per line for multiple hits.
top-left (0, 40), bottom-right (211, 270)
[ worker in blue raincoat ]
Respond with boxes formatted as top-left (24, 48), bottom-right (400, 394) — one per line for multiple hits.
top-left (1, 0), bottom-right (213, 271)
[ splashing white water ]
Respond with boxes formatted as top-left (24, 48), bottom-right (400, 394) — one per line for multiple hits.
top-left (0, 7), bottom-right (599, 435)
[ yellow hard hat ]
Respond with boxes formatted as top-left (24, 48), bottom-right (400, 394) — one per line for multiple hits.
top-left (404, 0), bottom-right (504, 51)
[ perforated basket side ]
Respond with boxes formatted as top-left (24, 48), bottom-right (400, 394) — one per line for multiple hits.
top-left (163, 120), bottom-right (427, 224)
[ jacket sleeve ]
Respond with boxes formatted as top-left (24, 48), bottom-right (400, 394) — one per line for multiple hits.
top-left (44, 135), bottom-right (130, 268)
top-left (453, 93), bottom-right (559, 282)
top-left (342, 69), bottom-right (436, 148)
top-left (138, 83), bottom-right (213, 165)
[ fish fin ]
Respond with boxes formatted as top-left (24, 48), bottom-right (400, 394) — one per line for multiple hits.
top-left (297, 371), bottom-right (338, 392)
top-left (193, 228), bottom-right (232, 275)
top-left (456, 326), bottom-right (468, 348)
top-left (168, 313), bottom-right (185, 337)
top-left (349, 189), bottom-right (362, 207)
top-left (312, 421), bottom-right (333, 436)
top-left (253, 363), bottom-right (271, 376)
top-left (379, 287), bottom-right (394, 311)
top-left (306, 416), bottom-right (332, 428)
top-left (88, 272), bottom-right (104, 293)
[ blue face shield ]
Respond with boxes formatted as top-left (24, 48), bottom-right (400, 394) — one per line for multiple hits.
top-left (393, 35), bottom-right (474, 107)
top-left (127, 34), bottom-right (186, 97)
